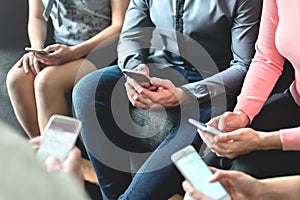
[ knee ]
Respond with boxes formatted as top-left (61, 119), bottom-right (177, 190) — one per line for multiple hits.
top-left (6, 64), bottom-right (27, 93)
top-left (34, 72), bottom-right (52, 97)
top-left (72, 72), bottom-right (97, 110)
top-left (34, 69), bottom-right (61, 97)
top-left (72, 66), bottom-right (123, 113)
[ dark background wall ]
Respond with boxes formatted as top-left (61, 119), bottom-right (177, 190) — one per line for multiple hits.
top-left (0, 0), bottom-right (29, 136)
top-left (0, 0), bottom-right (29, 47)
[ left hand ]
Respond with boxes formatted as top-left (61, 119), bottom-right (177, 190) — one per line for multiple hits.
top-left (35, 44), bottom-right (75, 66)
top-left (45, 147), bottom-right (84, 186)
top-left (182, 181), bottom-right (212, 200)
top-left (30, 136), bottom-right (44, 151)
top-left (198, 128), bottom-right (262, 159)
top-left (127, 77), bottom-right (192, 110)
top-left (30, 137), bottom-right (84, 185)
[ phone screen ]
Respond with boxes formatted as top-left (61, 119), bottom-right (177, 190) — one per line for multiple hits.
top-left (172, 146), bottom-right (230, 200)
top-left (122, 69), bottom-right (151, 83)
top-left (36, 115), bottom-right (81, 163)
top-left (188, 118), bottom-right (224, 135)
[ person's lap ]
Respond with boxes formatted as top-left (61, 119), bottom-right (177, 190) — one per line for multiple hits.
top-left (73, 64), bottom-right (214, 199)
top-left (204, 89), bottom-right (300, 178)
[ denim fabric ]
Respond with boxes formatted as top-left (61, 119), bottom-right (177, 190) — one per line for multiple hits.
top-left (73, 65), bottom-right (215, 199)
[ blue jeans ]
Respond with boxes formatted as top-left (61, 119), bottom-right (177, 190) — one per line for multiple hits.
top-left (73, 65), bottom-right (214, 199)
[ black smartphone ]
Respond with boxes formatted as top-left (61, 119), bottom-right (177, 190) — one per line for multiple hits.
top-left (122, 69), bottom-right (151, 83)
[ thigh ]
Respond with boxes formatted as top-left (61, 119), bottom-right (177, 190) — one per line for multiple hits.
top-left (7, 62), bottom-right (35, 88)
top-left (251, 90), bottom-right (300, 131)
top-left (37, 58), bottom-right (96, 91)
top-left (92, 65), bottom-right (146, 151)
top-left (231, 150), bottom-right (300, 178)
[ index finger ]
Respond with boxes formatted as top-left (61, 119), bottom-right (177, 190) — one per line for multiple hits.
top-left (33, 57), bottom-right (41, 74)
top-left (63, 147), bottom-right (81, 169)
top-left (126, 76), bottom-right (143, 93)
top-left (30, 136), bottom-right (44, 151)
top-left (216, 131), bottom-right (241, 142)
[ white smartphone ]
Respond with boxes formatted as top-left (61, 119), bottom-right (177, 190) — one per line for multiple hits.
top-left (188, 118), bottom-right (224, 135)
top-left (122, 69), bottom-right (151, 83)
top-left (36, 115), bottom-right (82, 163)
top-left (25, 47), bottom-right (49, 55)
top-left (171, 145), bottom-right (231, 200)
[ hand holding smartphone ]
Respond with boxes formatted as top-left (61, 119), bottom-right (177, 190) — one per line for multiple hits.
top-left (36, 115), bottom-right (82, 163)
top-left (171, 145), bottom-right (231, 200)
top-left (25, 47), bottom-right (49, 55)
top-left (122, 69), bottom-right (151, 83)
top-left (188, 118), bottom-right (224, 135)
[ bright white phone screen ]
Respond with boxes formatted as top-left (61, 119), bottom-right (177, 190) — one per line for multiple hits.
top-left (36, 116), bottom-right (81, 163)
top-left (174, 147), bottom-right (230, 200)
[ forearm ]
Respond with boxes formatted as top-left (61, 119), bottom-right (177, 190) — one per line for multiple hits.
top-left (71, 24), bottom-right (123, 60)
top-left (259, 175), bottom-right (300, 200)
top-left (180, 65), bottom-right (247, 104)
top-left (258, 131), bottom-right (282, 150)
top-left (28, 18), bottom-right (47, 49)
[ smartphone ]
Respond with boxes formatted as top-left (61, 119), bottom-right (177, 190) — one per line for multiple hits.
top-left (25, 47), bottom-right (49, 55)
top-left (171, 145), bottom-right (231, 200)
top-left (188, 118), bottom-right (224, 135)
top-left (36, 115), bottom-right (82, 163)
top-left (122, 69), bottom-right (151, 83)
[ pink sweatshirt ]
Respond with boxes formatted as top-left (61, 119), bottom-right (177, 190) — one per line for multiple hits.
top-left (235, 0), bottom-right (300, 150)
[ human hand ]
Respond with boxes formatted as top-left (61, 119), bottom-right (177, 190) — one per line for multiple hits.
top-left (17, 52), bottom-right (41, 75)
top-left (182, 181), bottom-right (212, 200)
top-left (35, 44), bottom-right (75, 66)
top-left (198, 128), bottom-right (262, 158)
top-left (125, 76), bottom-right (191, 110)
top-left (183, 168), bottom-right (263, 200)
top-left (29, 136), bottom-right (43, 151)
top-left (209, 168), bottom-right (263, 200)
top-left (124, 64), bottom-right (156, 109)
top-left (207, 110), bottom-right (250, 132)
top-left (44, 147), bottom-right (84, 185)
top-left (143, 77), bottom-right (192, 109)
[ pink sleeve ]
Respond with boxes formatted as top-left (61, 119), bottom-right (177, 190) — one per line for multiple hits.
top-left (280, 127), bottom-right (300, 151)
top-left (235, 0), bottom-right (285, 121)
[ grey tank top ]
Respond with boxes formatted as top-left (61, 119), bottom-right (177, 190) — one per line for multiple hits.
top-left (42, 0), bottom-right (112, 46)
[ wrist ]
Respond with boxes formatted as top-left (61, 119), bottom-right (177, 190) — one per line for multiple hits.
top-left (70, 46), bottom-right (86, 60)
top-left (234, 109), bottom-right (250, 127)
top-left (257, 180), bottom-right (273, 200)
top-left (258, 131), bottom-right (282, 150)
top-left (258, 179), bottom-right (287, 200)
top-left (175, 88), bottom-right (194, 105)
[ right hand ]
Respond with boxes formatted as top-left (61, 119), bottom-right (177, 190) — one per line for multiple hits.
top-left (35, 44), bottom-right (76, 66)
top-left (207, 110), bottom-right (250, 132)
top-left (17, 52), bottom-right (41, 75)
top-left (183, 168), bottom-right (263, 200)
top-left (44, 147), bottom-right (84, 186)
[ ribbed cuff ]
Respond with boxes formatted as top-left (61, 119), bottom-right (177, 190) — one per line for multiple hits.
top-left (279, 127), bottom-right (300, 151)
